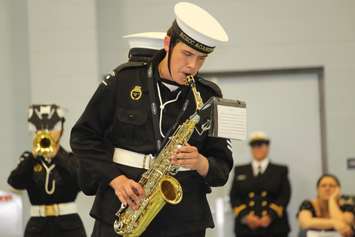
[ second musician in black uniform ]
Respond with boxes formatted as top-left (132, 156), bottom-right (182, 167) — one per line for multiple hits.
top-left (8, 104), bottom-right (86, 237)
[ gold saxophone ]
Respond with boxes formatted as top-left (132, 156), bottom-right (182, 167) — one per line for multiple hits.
top-left (114, 75), bottom-right (204, 237)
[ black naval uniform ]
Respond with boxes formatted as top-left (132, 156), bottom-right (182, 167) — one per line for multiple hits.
top-left (70, 49), bottom-right (233, 237)
top-left (7, 147), bottom-right (86, 237)
top-left (229, 162), bottom-right (291, 237)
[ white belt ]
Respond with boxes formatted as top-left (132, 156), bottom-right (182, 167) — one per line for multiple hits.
top-left (30, 202), bottom-right (77, 217)
top-left (113, 148), bottom-right (191, 171)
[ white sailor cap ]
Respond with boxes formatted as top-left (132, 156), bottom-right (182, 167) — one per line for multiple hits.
top-left (123, 32), bottom-right (165, 50)
top-left (249, 131), bottom-right (270, 145)
top-left (172, 2), bottom-right (228, 54)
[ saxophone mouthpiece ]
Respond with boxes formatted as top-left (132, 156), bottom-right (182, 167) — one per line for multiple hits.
top-left (186, 75), bottom-right (194, 85)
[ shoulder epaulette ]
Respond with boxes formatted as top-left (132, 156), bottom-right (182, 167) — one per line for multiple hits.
top-left (102, 61), bottom-right (147, 86)
top-left (19, 151), bottom-right (32, 161)
top-left (113, 61), bottom-right (147, 75)
top-left (197, 77), bottom-right (222, 97)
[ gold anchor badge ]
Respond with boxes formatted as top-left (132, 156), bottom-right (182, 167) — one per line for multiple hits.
top-left (33, 163), bottom-right (43, 173)
top-left (130, 85), bottom-right (142, 101)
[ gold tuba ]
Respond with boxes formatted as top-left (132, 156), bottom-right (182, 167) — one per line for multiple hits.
top-left (113, 75), bottom-right (204, 237)
top-left (32, 130), bottom-right (57, 158)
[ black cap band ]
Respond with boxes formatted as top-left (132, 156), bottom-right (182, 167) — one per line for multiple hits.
top-left (249, 140), bottom-right (270, 147)
top-left (171, 21), bottom-right (215, 54)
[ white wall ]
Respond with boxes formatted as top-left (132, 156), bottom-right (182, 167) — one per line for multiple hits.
top-left (27, 0), bottom-right (100, 148)
top-left (0, 1), bottom-right (31, 235)
top-left (0, 0), bottom-right (30, 191)
top-left (0, 0), bottom-right (16, 191)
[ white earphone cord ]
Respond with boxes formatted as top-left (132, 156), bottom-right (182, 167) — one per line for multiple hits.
top-left (156, 83), bottom-right (182, 138)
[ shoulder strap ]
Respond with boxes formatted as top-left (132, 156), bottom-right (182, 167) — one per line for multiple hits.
top-left (102, 61), bottom-right (147, 86)
top-left (113, 61), bottom-right (147, 75)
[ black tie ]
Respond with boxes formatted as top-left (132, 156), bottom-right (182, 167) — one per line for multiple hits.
top-left (256, 165), bottom-right (262, 177)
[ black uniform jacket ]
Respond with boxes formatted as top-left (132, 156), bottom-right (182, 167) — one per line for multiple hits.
top-left (70, 50), bottom-right (233, 235)
top-left (128, 47), bottom-right (160, 62)
top-left (7, 147), bottom-right (85, 236)
top-left (229, 162), bottom-right (291, 236)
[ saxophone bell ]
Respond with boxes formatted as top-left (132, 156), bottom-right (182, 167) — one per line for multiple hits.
top-left (160, 175), bottom-right (183, 204)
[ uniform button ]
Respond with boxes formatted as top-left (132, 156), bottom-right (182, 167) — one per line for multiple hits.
top-left (261, 191), bottom-right (267, 197)
top-left (249, 201), bottom-right (255, 207)
top-left (33, 164), bottom-right (43, 173)
top-left (248, 192), bottom-right (255, 198)
top-left (262, 201), bottom-right (268, 207)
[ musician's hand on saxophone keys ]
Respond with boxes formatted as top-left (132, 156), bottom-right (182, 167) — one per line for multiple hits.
top-left (171, 144), bottom-right (209, 177)
top-left (110, 175), bottom-right (145, 210)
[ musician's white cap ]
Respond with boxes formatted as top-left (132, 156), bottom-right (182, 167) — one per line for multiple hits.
top-left (123, 32), bottom-right (165, 50)
top-left (173, 2), bottom-right (228, 53)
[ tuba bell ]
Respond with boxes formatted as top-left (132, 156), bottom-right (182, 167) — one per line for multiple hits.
top-left (32, 130), bottom-right (57, 158)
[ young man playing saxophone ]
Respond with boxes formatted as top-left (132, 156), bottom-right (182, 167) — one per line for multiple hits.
top-left (71, 2), bottom-right (233, 236)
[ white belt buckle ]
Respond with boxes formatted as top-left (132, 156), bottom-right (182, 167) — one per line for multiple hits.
top-left (143, 154), bottom-right (154, 169)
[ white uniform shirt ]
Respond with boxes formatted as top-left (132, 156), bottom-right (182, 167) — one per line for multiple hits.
top-left (251, 158), bottom-right (269, 176)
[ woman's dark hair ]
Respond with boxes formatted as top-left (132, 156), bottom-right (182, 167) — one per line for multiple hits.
top-left (316, 174), bottom-right (341, 188)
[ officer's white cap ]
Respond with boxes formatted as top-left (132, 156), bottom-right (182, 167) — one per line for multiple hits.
top-left (174, 2), bottom-right (228, 49)
top-left (123, 32), bottom-right (166, 50)
top-left (249, 131), bottom-right (270, 143)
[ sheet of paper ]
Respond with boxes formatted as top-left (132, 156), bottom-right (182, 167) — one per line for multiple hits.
top-left (217, 104), bottom-right (247, 140)
top-left (307, 230), bottom-right (341, 237)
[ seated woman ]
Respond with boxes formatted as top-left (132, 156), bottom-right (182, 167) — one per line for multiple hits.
top-left (297, 174), bottom-right (354, 237)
